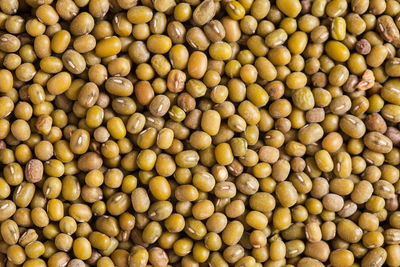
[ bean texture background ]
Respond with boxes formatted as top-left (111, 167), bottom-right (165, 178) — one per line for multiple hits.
top-left (0, 0), bottom-right (400, 266)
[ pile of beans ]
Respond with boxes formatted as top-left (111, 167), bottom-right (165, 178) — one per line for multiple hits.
top-left (1, 0), bottom-right (400, 266)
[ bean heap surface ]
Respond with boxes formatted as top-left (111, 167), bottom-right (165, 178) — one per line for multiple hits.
top-left (1, 0), bottom-right (400, 266)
